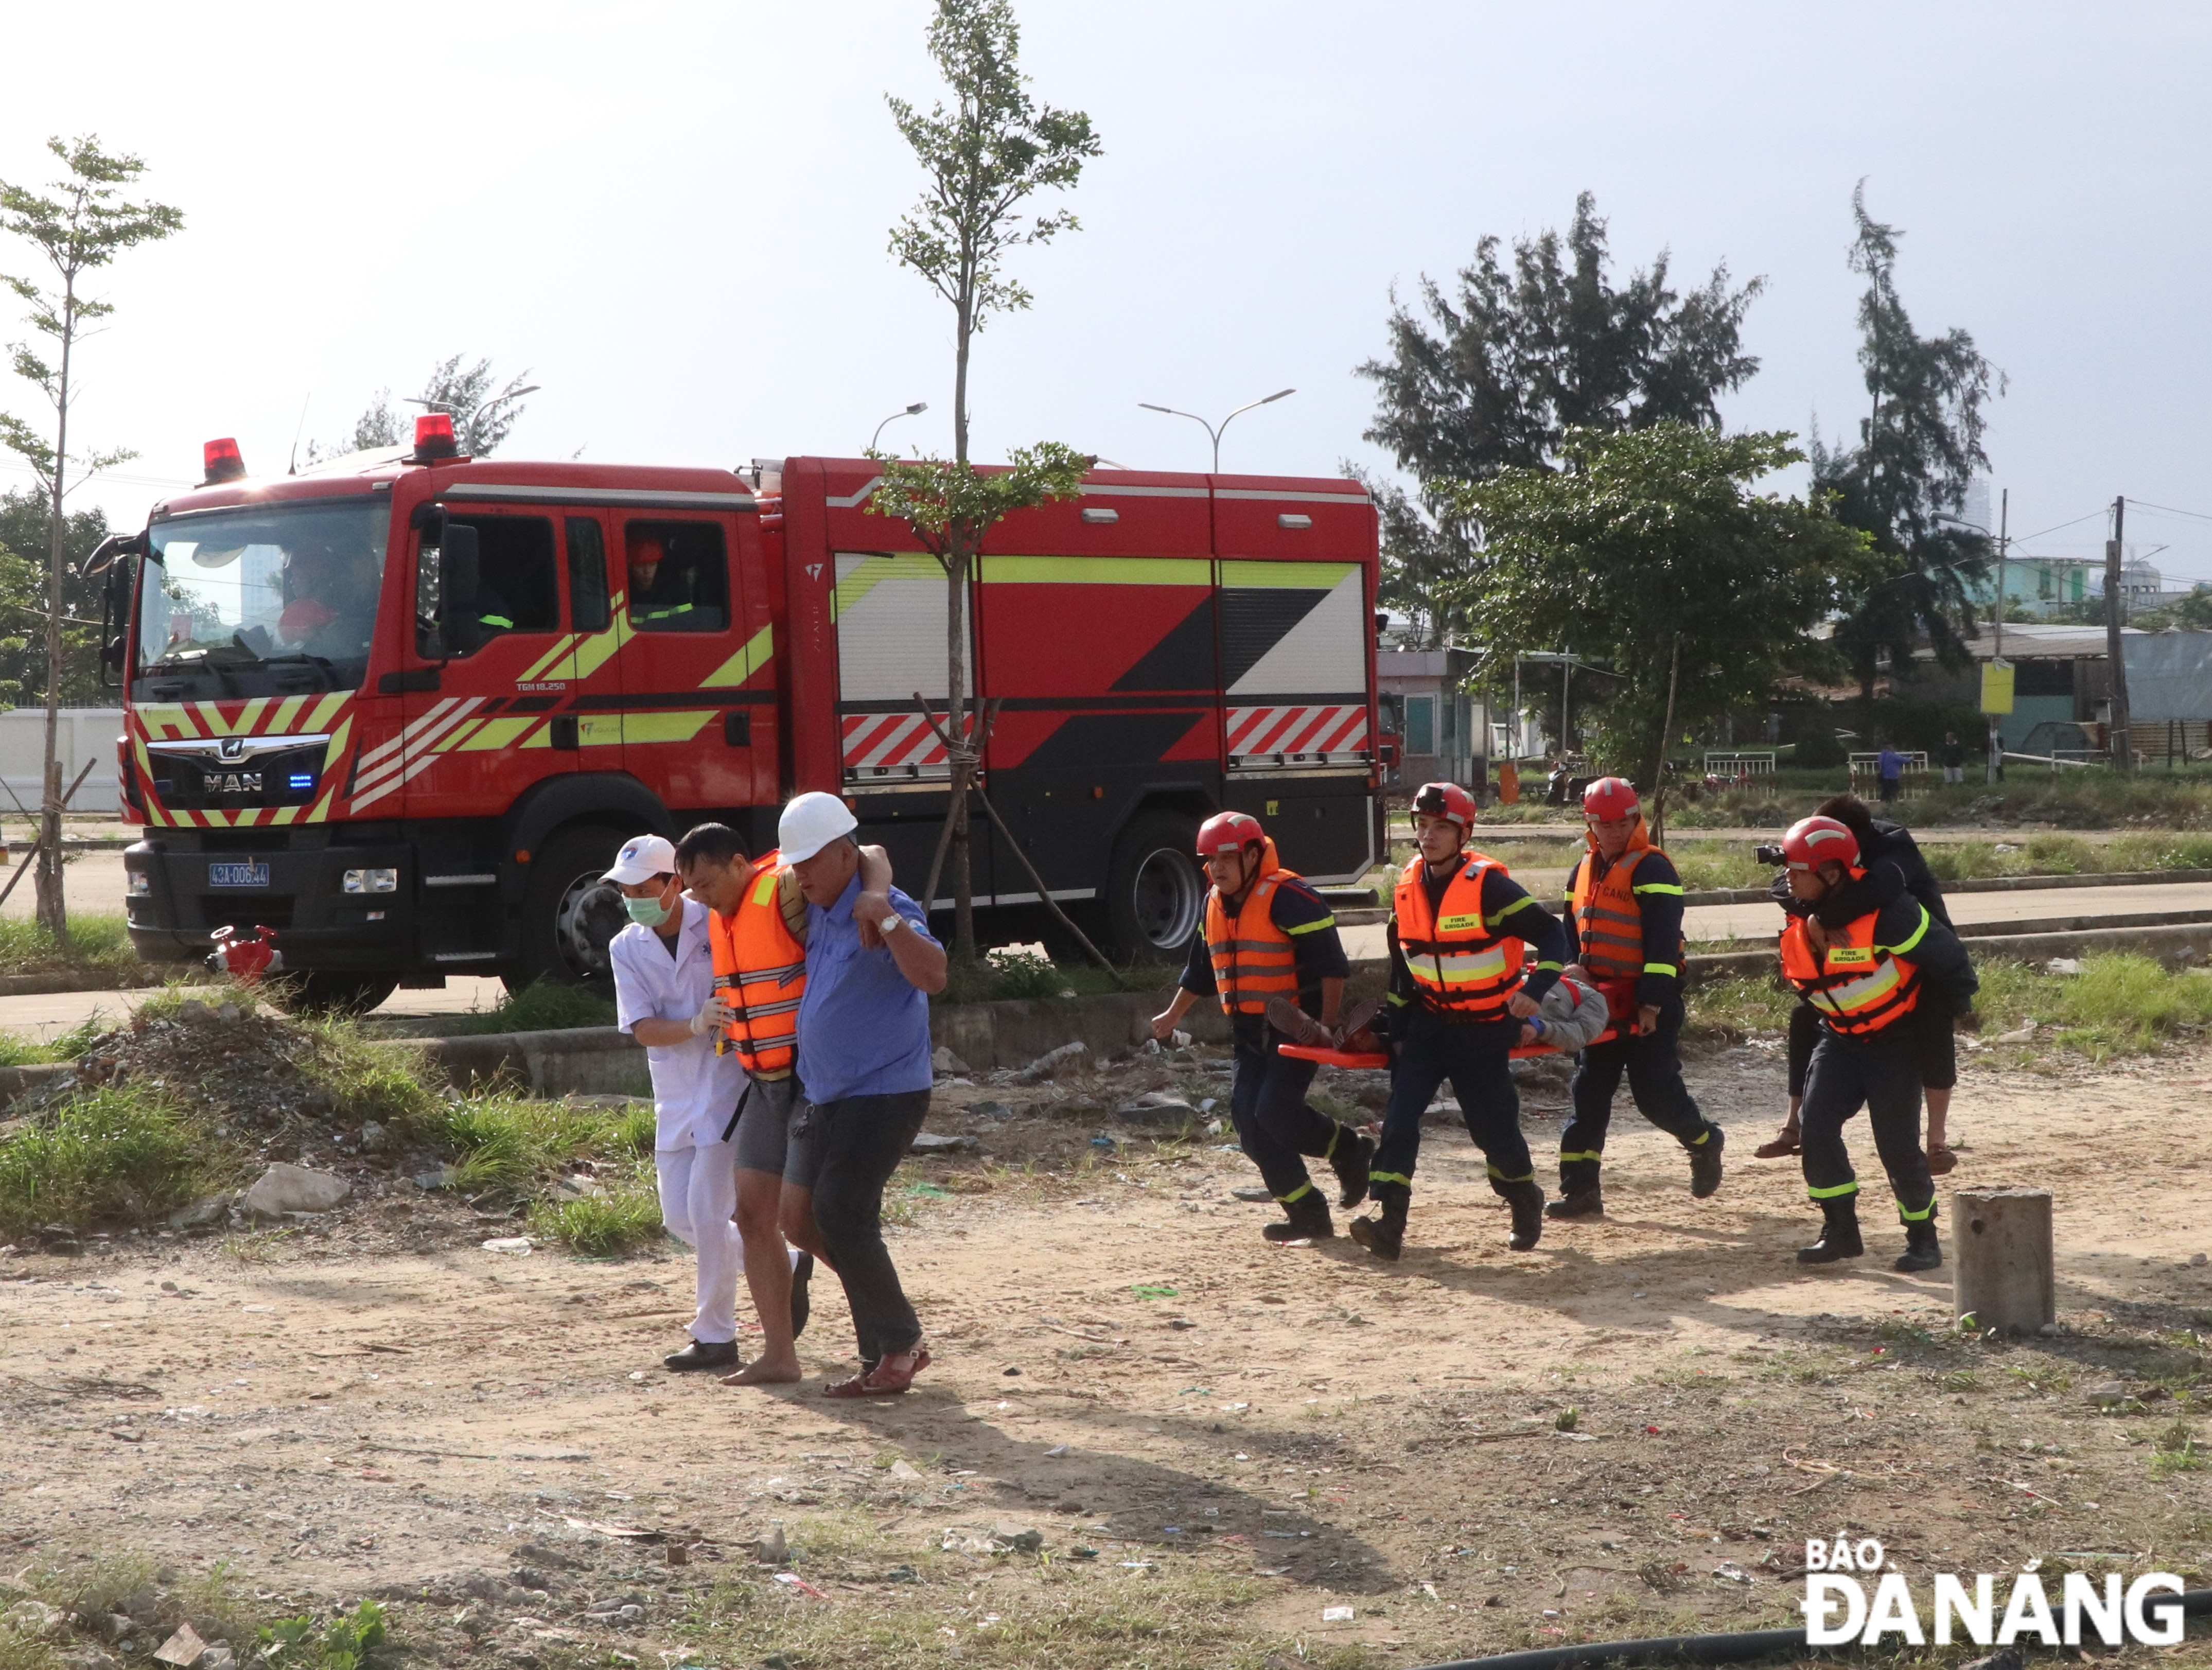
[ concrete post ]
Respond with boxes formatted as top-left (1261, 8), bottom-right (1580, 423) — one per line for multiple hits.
top-left (1954, 1187), bottom-right (2055, 1334)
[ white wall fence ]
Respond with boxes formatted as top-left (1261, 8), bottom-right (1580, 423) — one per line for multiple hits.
top-left (0, 708), bottom-right (122, 818)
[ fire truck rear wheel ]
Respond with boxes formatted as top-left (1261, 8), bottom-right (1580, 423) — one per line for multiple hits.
top-left (516, 824), bottom-right (631, 990)
top-left (1103, 811), bottom-right (1206, 963)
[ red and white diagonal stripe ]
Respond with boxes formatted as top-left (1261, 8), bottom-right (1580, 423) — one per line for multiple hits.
top-left (841, 712), bottom-right (950, 772)
top-left (1226, 705), bottom-right (1370, 758)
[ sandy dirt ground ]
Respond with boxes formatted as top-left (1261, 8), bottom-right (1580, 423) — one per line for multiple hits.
top-left (5, 1040), bottom-right (2212, 1665)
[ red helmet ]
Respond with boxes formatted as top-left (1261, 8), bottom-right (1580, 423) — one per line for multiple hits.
top-left (1196, 811), bottom-right (1266, 857)
top-left (1582, 776), bottom-right (1639, 821)
top-left (1783, 815), bottom-right (1860, 871)
top-left (1411, 781), bottom-right (1477, 830)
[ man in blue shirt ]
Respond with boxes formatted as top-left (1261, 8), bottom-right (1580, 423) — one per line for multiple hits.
top-left (782, 791), bottom-right (948, 1398)
top-left (1876, 743), bottom-right (1905, 805)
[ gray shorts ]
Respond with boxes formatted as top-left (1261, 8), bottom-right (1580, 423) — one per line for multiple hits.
top-left (733, 1074), bottom-right (821, 1189)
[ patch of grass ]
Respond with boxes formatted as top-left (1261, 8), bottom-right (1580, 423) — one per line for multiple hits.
top-left (0, 909), bottom-right (144, 981)
top-left (0, 1012), bottom-right (110, 1067)
top-left (528, 1162), bottom-right (664, 1256)
top-left (448, 976), bottom-right (618, 1035)
top-left (2151, 1421), bottom-right (2205, 1476)
top-left (1684, 974), bottom-right (1795, 1038)
top-left (939, 947), bottom-right (1130, 1005)
top-left (0, 1086), bottom-right (215, 1237)
top-left (1975, 954), bottom-right (2212, 1060)
top-left (436, 1094), bottom-right (655, 1199)
top-left (253, 1601), bottom-right (389, 1670)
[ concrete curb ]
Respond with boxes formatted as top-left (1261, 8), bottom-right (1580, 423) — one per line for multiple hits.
top-left (1333, 867), bottom-right (2212, 925)
top-left (376, 992), bottom-right (1240, 1101)
top-left (1678, 921), bottom-right (2212, 988)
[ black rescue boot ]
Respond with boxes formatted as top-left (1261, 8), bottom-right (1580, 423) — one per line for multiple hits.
top-left (1262, 1190), bottom-right (1335, 1242)
top-left (1893, 1210), bottom-right (1942, 1273)
top-left (790, 1251), bottom-right (816, 1338)
top-left (1328, 1128), bottom-right (1376, 1209)
top-left (1545, 1186), bottom-right (1603, 1220)
top-left (1796, 1193), bottom-right (1864, 1264)
top-left (1688, 1126), bottom-right (1726, 1199)
top-left (1503, 1181), bottom-right (1546, 1251)
top-left (1349, 1187), bottom-right (1409, 1262)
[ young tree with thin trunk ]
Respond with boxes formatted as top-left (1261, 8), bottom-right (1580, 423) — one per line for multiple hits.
top-left (0, 136), bottom-right (183, 945)
top-left (877, 0), bottom-right (1100, 962)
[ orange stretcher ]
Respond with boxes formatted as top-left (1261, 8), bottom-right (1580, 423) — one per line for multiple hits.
top-left (1277, 1026), bottom-right (1622, 1071)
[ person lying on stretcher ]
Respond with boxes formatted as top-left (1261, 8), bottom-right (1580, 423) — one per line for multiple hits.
top-left (1267, 963), bottom-right (1611, 1060)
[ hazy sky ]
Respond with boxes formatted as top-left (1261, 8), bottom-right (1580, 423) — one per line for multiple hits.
top-left (5, 2), bottom-right (2209, 585)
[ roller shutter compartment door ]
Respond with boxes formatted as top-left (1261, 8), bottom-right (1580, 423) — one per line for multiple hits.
top-left (833, 552), bottom-right (973, 786)
top-left (1219, 559), bottom-right (1371, 773)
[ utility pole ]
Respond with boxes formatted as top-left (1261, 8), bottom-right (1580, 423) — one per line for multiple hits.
top-left (1988, 488), bottom-right (2008, 784)
top-left (2105, 495), bottom-right (2134, 772)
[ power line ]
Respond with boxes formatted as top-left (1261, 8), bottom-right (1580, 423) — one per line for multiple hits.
top-left (2117, 499), bottom-right (2212, 526)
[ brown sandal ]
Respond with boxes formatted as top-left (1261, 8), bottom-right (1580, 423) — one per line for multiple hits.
top-left (822, 1347), bottom-right (932, 1398)
top-left (1753, 1127), bottom-right (1802, 1159)
top-left (1926, 1144), bottom-right (1958, 1176)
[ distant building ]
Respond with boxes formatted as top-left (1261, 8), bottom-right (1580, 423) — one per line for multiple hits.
top-left (1376, 647), bottom-right (1485, 794)
top-left (1968, 553), bottom-right (2096, 617)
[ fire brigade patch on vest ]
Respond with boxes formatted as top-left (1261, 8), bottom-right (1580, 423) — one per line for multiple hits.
top-left (1824, 946), bottom-right (1875, 966)
top-left (1438, 912), bottom-right (1485, 933)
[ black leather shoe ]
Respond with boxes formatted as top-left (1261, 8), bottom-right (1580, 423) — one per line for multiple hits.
top-left (790, 1252), bottom-right (816, 1339)
top-left (664, 1338), bottom-right (741, 1372)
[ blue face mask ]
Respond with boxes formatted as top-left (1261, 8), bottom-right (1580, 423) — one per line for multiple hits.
top-left (625, 889), bottom-right (672, 927)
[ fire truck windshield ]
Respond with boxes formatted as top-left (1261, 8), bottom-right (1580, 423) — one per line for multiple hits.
top-left (137, 498), bottom-right (391, 697)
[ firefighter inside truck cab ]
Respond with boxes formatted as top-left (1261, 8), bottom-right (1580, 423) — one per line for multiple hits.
top-left (275, 531), bottom-right (380, 662)
top-left (627, 533), bottom-right (694, 628)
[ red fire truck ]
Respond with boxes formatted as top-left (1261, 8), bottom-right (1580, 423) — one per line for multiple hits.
top-left (103, 420), bottom-right (1383, 1007)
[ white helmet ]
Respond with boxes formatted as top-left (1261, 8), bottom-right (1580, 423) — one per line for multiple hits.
top-left (779, 790), bottom-right (859, 863)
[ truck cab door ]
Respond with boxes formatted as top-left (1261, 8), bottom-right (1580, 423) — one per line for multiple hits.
top-left (611, 513), bottom-right (759, 810)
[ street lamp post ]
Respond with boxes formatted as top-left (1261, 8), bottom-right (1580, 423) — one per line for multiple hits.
top-left (870, 401), bottom-right (928, 454)
top-left (1137, 389), bottom-right (1295, 472)
top-left (1939, 495), bottom-right (2010, 783)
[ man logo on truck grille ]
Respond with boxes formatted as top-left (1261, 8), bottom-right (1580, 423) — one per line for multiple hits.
top-left (218, 737), bottom-right (247, 763)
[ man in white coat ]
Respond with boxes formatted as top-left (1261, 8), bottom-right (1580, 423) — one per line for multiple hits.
top-left (604, 833), bottom-right (763, 1371)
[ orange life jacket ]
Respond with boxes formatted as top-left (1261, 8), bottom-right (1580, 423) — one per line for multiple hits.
top-left (1569, 820), bottom-right (1686, 1006)
top-left (706, 849), bottom-right (807, 1076)
top-left (1204, 838), bottom-right (1304, 1015)
top-left (1393, 852), bottom-right (1525, 1019)
top-left (1779, 896), bottom-right (1927, 1036)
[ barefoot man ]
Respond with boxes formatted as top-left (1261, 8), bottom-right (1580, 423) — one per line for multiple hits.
top-left (672, 822), bottom-right (894, 1386)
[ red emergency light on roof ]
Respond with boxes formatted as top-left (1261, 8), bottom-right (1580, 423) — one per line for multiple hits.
top-left (201, 437), bottom-right (246, 485)
top-left (410, 412), bottom-right (459, 462)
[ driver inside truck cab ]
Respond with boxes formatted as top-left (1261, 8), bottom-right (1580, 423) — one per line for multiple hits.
top-left (276, 533), bottom-right (378, 659)
top-left (627, 533), bottom-right (692, 627)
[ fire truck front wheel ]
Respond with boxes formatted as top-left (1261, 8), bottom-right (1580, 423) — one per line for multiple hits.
top-left (514, 824), bottom-right (631, 990)
top-left (1103, 810), bottom-right (1206, 963)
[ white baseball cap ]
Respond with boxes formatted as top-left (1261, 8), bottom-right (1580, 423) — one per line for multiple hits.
top-left (602, 833), bottom-right (678, 886)
top-left (779, 791), bottom-right (859, 864)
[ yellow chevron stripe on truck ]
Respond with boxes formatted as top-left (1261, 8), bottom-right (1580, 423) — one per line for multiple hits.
top-left (701, 623), bottom-right (774, 688)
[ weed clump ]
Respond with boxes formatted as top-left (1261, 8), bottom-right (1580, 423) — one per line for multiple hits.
top-left (0, 1086), bottom-right (209, 1239)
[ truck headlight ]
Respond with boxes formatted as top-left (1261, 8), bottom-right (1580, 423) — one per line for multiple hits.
top-left (127, 871), bottom-right (151, 896)
top-left (343, 868), bottom-right (398, 894)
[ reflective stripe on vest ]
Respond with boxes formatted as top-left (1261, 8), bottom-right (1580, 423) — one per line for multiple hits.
top-left (1393, 854), bottom-right (1525, 1018)
top-left (707, 849), bottom-right (808, 1075)
top-left (1204, 870), bottom-right (1303, 1014)
top-left (1779, 902), bottom-right (1927, 1035)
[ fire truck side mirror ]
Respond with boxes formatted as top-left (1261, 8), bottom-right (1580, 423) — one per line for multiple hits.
top-left (415, 512), bottom-right (483, 659)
